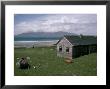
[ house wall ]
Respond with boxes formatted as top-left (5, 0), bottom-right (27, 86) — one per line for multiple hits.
top-left (57, 37), bottom-right (73, 59)
top-left (72, 45), bottom-right (89, 58)
top-left (88, 44), bottom-right (97, 53)
top-left (72, 44), bottom-right (97, 58)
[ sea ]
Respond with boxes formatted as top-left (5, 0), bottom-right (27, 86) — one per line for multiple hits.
top-left (14, 38), bottom-right (59, 48)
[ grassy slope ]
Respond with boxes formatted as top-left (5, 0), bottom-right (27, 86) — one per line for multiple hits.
top-left (14, 46), bottom-right (97, 76)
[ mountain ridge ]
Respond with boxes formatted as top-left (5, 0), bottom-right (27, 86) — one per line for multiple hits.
top-left (14, 31), bottom-right (78, 41)
top-left (15, 31), bottom-right (77, 38)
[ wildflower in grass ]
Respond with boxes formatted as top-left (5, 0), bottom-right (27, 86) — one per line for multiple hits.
top-left (50, 49), bottom-right (53, 51)
top-left (26, 57), bottom-right (30, 60)
top-left (16, 61), bottom-right (20, 67)
top-left (16, 57), bottom-right (19, 60)
top-left (33, 66), bottom-right (36, 69)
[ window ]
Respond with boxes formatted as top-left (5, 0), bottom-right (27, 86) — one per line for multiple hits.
top-left (59, 46), bottom-right (62, 52)
top-left (66, 47), bottom-right (69, 53)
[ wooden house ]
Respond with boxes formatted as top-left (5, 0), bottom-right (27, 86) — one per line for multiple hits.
top-left (57, 35), bottom-right (97, 59)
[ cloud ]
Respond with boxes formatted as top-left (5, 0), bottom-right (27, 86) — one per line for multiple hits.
top-left (14, 14), bottom-right (97, 35)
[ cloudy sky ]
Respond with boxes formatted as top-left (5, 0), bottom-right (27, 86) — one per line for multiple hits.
top-left (14, 14), bottom-right (97, 35)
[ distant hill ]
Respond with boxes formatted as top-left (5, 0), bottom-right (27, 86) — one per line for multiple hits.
top-left (14, 31), bottom-right (77, 41)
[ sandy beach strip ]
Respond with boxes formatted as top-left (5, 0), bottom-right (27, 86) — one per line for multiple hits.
top-left (14, 40), bottom-right (59, 48)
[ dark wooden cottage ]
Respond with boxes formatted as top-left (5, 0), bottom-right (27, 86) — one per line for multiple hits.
top-left (57, 35), bottom-right (97, 59)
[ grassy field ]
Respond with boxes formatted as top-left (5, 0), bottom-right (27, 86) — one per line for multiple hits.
top-left (14, 46), bottom-right (97, 76)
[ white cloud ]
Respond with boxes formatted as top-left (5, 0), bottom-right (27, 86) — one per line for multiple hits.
top-left (14, 14), bottom-right (97, 35)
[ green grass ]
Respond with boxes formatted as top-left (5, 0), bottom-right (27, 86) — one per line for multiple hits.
top-left (14, 46), bottom-right (97, 76)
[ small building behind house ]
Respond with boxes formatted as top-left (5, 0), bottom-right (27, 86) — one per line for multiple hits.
top-left (56, 35), bottom-right (97, 59)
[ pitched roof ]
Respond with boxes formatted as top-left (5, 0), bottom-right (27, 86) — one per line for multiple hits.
top-left (64, 35), bottom-right (97, 46)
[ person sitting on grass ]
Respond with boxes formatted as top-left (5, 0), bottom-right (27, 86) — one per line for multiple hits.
top-left (19, 57), bottom-right (30, 69)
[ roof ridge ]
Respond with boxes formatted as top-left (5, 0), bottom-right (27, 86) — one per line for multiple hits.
top-left (64, 35), bottom-right (97, 46)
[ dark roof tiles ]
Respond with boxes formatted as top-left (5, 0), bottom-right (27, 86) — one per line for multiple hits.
top-left (64, 35), bottom-right (97, 46)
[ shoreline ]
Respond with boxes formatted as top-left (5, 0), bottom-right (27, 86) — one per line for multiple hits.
top-left (14, 40), bottom-right (59, 48)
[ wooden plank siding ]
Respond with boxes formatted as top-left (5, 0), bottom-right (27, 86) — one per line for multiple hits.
top-left (72, 44), bottom-right (97, 58)
top-left (57, 37), bottom-right (73, 59)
